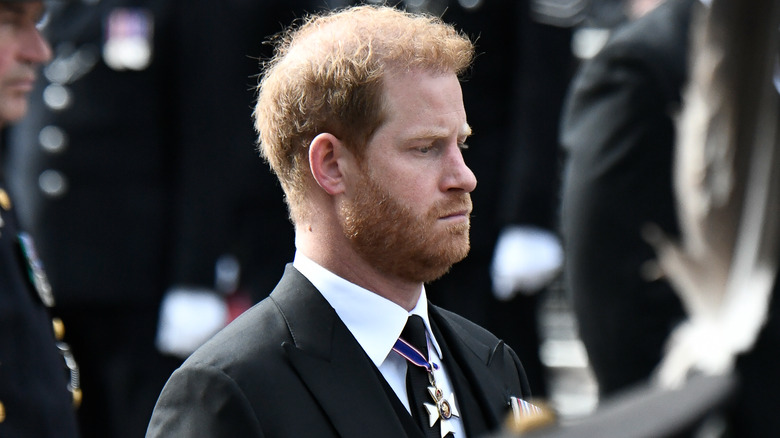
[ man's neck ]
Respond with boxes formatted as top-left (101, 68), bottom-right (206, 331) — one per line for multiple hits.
top-left (295, 231), bottom-right (423, 311)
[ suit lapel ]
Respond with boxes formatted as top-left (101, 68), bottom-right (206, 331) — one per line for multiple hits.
top-left (429, 305), bottom-right (520, 431)
top-left (271, 266), bottom-right (409, 438)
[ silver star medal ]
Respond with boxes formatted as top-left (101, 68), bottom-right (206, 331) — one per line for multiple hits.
top-left (424, 384), bottom-right (460, 437)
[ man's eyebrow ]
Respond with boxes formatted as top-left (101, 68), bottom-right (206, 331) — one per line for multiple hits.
top-left (405, 123), bottom-right (472, 142)
top-left (0, 3), bottom-right (47, 23)
top-left (0, 3), bottom-right (24, 14)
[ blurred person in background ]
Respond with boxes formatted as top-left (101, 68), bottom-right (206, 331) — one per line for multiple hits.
top-left (561, 0), bottom-right (780, 435)
top-left (560, 0), bottom-right (691, 399)
top-left (0, 0), bottom-right (79, 436)
top-left (4, 0), bottom-right (320, 436)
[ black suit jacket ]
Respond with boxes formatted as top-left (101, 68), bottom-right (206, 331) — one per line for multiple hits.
top-left (147, 265), bottom-right (531, 437)
top-left (559, 0), bottom-right (694, 396)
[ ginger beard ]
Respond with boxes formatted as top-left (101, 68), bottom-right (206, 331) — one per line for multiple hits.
top-left (340, 167), bottom-right (472, 283)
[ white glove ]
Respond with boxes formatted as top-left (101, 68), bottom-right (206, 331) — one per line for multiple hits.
top-left (156, 287), bottom-right (228, 358)
top-left (490, 226), bottom-right (563, 301)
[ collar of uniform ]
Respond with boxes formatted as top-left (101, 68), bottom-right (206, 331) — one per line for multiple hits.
top-left (292, 251), bottom-right (443, 368)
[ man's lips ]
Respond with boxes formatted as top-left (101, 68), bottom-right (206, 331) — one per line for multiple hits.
top-left (439, 209), bottom-right (471, 220)
top-left (6, 76), bottom-right (36, 92)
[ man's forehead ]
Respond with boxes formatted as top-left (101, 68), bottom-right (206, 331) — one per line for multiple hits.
top-left (0, 0), bottom-right (47, 23)
top-left (0, 0), bottom-right (39, 6)
top-left (0, 0), bottom-right (43, 12)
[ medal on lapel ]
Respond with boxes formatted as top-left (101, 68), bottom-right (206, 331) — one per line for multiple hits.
top-left (393, 337), bottom-right (461, 437)
top-left (425, 382), bottom-right (460, 436)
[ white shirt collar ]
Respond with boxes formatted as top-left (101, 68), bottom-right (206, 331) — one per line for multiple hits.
top-left (293, 251), bottom-right (443, 367)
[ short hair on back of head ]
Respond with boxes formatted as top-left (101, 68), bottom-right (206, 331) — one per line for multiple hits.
top-left (254, 5), bottom-right (474, 223)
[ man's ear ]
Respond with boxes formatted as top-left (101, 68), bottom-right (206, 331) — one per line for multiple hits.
top-left (309, 132), bottom-right (349, 195)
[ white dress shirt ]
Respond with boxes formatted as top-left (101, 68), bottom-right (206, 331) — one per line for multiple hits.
top-left (294, 251), bottom-right (467, 437)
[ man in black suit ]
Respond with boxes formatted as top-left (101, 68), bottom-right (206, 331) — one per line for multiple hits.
top-left (147, 5), bottom-right (532, 437)
top-left (562, 0), bottom-right (780, 435)
top-left (559, 0), bottom-right (693, 398)
top-left (0, 0), bottom-right (79, 436)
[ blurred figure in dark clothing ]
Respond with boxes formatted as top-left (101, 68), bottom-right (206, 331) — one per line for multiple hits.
top-left (560, 0), bottom-right (691, 398)
top-left (0, 0), bottom-right (79, 436)
top-left (561, 1), bottom-right (780, 435)
top-left (4, 1), bottom-right (320, 436)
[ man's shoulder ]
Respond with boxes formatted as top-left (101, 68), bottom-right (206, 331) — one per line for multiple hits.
top-left (177, 266), bottom-right (321, 374)
top-left (597, 0), bottom-right (695, 65)
top-left (183, 296), bottom-right (290, 369)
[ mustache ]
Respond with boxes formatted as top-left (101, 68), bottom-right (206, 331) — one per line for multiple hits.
top-left (5, 66), bottom-right (38, 84)
top-left (431, 193), bottom-right (472, 219)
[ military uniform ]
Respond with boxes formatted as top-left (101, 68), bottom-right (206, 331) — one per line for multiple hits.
top-left (3, 0), bottom-right (323, 436)
top-left (5, 1), bottom-right (223, 436)
top-left (0, 180), bottom-right (79, 437)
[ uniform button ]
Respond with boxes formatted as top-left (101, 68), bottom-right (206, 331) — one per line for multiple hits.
top-left (38, 170), bottom-right (68, 198)
top-left (73, 387), bottom-right (83, 407)
top-left (52, 317), bottom-right (65, 341)
top-left (43, 83), bottom-right (72, 111)
top-left (39, 125), bottom-right (68, 153)
top-left (404, 0), bottom-right (426, 8)
top-left (44, 58), bottom-right (71, 85)
top-left (0, 189), bottom-right (10, 211)
top-left (458, 0), bottom-right (483, 8)
top-left (0, 400), bottom-right (5, 423)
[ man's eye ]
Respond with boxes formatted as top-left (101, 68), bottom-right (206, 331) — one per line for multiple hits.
top-left (418, 145), bottom-right (433, 154)
top-left (0, 14), bottom-right (14, 26)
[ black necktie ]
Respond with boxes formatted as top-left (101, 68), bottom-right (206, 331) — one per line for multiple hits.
top-left (401, 315), bottom-right (442, 438)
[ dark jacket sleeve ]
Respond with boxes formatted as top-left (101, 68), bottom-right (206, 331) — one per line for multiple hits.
top-left (146, 364), bottom-right (264, 438)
